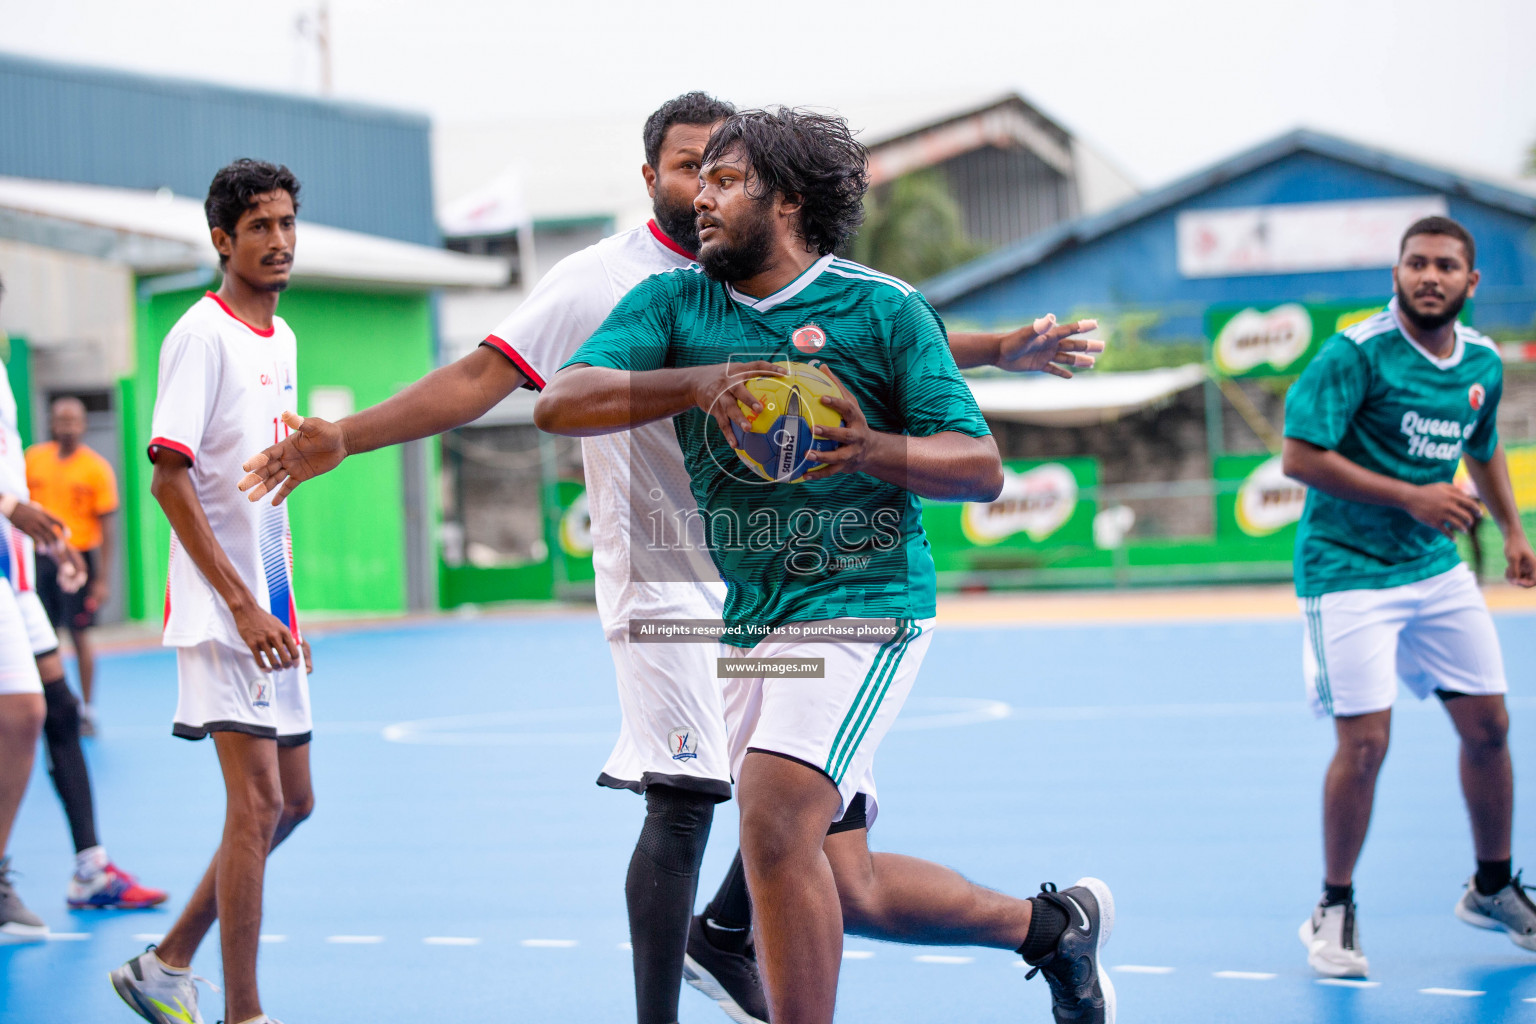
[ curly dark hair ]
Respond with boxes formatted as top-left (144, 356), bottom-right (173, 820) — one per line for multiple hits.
top-left (642, 92), bottom-right (736, 168)
top-left (204, 159), bottom-right (302, 266)
top-left (702, 108), bottom-right (869, 256)
top-left (1400, 215), bottom-right (1476, 269)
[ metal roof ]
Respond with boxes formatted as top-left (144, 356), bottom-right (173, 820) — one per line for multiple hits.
top-left (921, 129), bottom-right (1536, 307)
top-left (0, 51), bottom-right (438, 246)
top-left (0, 176), bottom-right (506, 290)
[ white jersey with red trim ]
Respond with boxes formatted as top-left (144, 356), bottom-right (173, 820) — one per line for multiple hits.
top-left (482, 221), bottom-right (724, 639)
top-left (0, 366), bottom-right (36, 593)
top-left (148, 292), bottom-right (299, 650)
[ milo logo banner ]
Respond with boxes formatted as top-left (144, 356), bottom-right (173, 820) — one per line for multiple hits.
top-left (1215, 454), bottom-right (1307, 541)
top-left (1206, 301), bottom-right (1386, 378)
top-left (923, 458), bottom-right (1097, 569)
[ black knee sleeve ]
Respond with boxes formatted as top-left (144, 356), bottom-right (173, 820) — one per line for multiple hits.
top-left (626, 785), bottom-right (716, 1024)
top-left (42, 680), bottom-right (98, 853)
top-left (634, 784), bottom-right (715, 874)
top-left (43, 679), bottom-right (81, 740)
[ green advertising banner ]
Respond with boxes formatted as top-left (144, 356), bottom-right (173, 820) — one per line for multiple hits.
top-left (1213, 453), bottom-right (1307, 545)
top-left (923, 457), bottom-right (1098, 572)
top-left (1206, 301), bottom-right (1388, 378)
top-left (551, 480), bottom-right (596, 585)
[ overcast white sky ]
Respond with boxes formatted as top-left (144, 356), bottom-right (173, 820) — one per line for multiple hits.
top-left (5, 0), bottom-right (1535, 191)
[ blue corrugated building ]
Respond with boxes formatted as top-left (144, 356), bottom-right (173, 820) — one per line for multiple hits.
top-left (0, 51), bottom-right (437, 245)
top-left (924, 130), bottom-right (1536, 340)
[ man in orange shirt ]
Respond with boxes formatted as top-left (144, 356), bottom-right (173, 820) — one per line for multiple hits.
top-left (26, 396), bottom-right (118, 730)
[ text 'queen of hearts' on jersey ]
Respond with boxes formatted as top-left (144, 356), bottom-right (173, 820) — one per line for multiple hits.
top-left (1284, 298), bottom-right (1503, 597)
top-left (148, 293), bottom-right (300, 650)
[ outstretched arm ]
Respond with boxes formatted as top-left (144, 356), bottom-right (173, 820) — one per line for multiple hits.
top-left (949, 315), bottom-right (1103, 376)
top-left (535, 361), bottom-right (784, 440)
top-left (1462, 444), bottom-right (1536, 586)
top-left (241, 345), bottom-right (526, 504)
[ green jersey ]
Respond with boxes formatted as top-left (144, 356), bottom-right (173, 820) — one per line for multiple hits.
top-left (567, 254), bottom-right (990, 646)
top-left (1284, 301), bottom-right (1502, 597)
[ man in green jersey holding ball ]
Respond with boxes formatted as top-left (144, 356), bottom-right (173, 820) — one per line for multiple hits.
top-left (538, 108), bottom-right (1115, 1024)
top-left (1285, 216), bottom-right (1536, 978)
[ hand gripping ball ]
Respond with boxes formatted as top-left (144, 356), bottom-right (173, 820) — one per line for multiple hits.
top-left (728, 360), bottom-right (845, 484)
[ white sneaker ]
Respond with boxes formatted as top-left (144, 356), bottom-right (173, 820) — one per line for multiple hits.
top-left (109, 946), bottom-right (214, 1024)
top-left (1300, 898), bottom-right (1369, 978)
top-left (1455, 871), bottom-right (1536, 951)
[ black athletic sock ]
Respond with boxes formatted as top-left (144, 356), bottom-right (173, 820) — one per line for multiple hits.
top-left (626, 785), bottom-right (715, 1024)
top-left (700, 850), bottom-right (752, 954)
top-left (1019, 896), bottom-right (1069, 964)
top-left (42, 679), bottom-right (98, 853)
top-left (1476, 858), bottom-right (1513, 896)
top-left (1323, 882), bottom-right (1354, 906)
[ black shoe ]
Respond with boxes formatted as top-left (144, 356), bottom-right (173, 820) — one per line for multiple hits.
top-left (682, 914), bottom-right (769, 1024)
top-left (1025, 878), bottom-right (1115, 1024)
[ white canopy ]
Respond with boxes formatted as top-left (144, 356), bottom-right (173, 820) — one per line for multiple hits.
top-left (966, 363), bottom-right (1209, 426)
top-left (0, 175), bottom-right (508, 290)
top-left (437, 171), bottom-right (531, 239)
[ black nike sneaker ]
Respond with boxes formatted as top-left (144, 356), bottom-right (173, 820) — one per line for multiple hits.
top-left (1025, 877), bottom-right (1116, 1024)
top-left (682, 915), bottom-right (769, 1024)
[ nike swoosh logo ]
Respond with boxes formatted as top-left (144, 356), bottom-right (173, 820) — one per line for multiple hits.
top-left (1062, 893), bottom-right (1092, 933)
top-left (149, 996), bottom-right (197, 1024)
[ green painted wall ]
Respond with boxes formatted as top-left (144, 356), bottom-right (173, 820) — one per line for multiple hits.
top-left (123, 285), bottom-right (437, 621)
top-left (3, 336), bottom-right (33, 446)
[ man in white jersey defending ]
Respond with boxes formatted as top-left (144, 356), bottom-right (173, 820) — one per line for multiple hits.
top-left (112, 160), bottom-right (314, 1024)
top-left (0, 309), bottom-right (51, 941)
top-left (1285, 217), bottom-right (1536, 977)
top-left (237, 94), bottom-right (1102, 1024)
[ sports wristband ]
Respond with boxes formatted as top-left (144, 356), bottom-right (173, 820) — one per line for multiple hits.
top-left (0, 493), bottom-right (17, 518)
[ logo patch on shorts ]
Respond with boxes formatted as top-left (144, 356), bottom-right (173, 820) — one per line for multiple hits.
top-left (668, 728), bottom-right (698, 761)
top-left (1469, 383), bottom-right (1486, 411)
top-left (251, 678), bottom-right (271, 708)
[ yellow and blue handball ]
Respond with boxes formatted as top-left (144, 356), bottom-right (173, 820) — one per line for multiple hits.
top-left (729, 360), bottom-right (845, 484)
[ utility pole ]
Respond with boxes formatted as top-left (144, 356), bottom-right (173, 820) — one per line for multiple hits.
top-left (296, 1), bottom-right (333, 95)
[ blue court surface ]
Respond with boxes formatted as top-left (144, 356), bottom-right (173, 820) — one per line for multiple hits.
top-left (4, 603), bottom-right (1536, 1023)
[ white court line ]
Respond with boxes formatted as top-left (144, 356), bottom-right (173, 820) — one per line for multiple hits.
top-left (1213, 971), bottom-right (1276, 980)
top-left (260, 934), bottom-right (287, 943)
top-left (1420, 987), bottom-right (1484, 997)
top-left (1316, 978), bottom-right (1378, 989)
top-left (45, 932), bottom-right (90, 941)
top-left (1114, 965), bottom-right (1175, 974)
top-left (132, 933), bottom-right (165, 942)
top-left (424, 936), bottom-right (480, 946)
top-left (1524, 997), bottom-right (1536, 1003)
top-left (843, 950), bottom-right (875, 960)
top-left (914, 954), bottom-right (973, 964)
top-left (326, 935), bottom-right (384, 944)
top-left (521, 938), bottom-right (578, 948)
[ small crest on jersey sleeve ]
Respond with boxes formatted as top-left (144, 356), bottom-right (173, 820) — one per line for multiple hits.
top-left (1469, 383), bottom-right (1486, 411)
top-left (792, 324), bottom-right (827, 354)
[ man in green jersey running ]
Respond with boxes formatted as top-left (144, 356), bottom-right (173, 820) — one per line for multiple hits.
top-left (538, 108), bottom-right (1114, 1024)
top-left (1284, 216), bottom-right (1536, 978)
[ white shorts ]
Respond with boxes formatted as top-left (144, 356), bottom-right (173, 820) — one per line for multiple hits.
top-left (173, 641), bottom-right (312, 746)
top-left (1300, 564), bottom-right (1507, 718)
top-left (15, 590), bottom-right (59, 657)
top-left (727, 618), bottom-right (934, 822)
top-left (0, 584), bottom-right (42, 696)
top-left (599, 636), bottom-right (741, 802)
